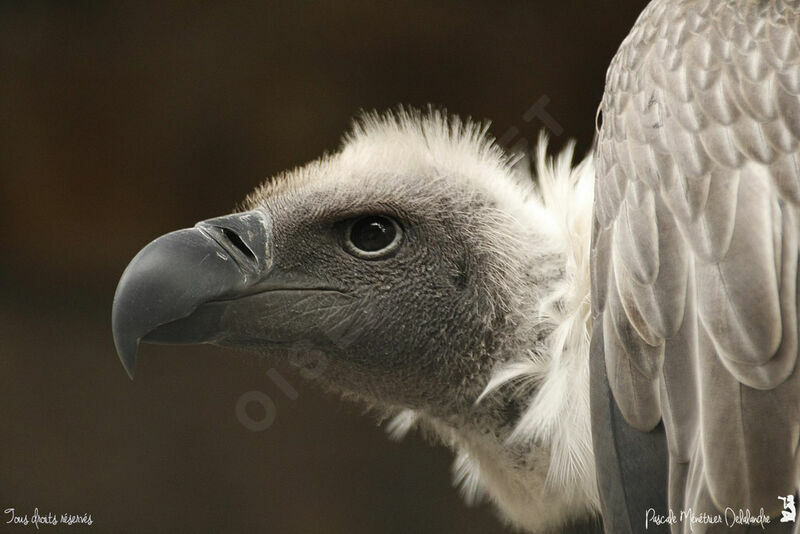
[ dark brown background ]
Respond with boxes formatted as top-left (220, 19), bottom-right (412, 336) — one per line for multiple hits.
top-left (1, 2), bottom-right (646, 532)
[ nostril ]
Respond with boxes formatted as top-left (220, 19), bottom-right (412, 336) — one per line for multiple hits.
top-left (220, 227), bottom-right (257, 262)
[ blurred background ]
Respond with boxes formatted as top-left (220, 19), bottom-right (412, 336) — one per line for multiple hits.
top-left (1, 2), bottom-right (645, 532)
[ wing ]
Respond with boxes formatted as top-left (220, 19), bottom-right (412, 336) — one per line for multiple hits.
top-left (592, 1), bottom-right (800, 532)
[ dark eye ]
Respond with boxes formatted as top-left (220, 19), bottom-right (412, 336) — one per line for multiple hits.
top-left (344, 215), bottom-right (403, 259)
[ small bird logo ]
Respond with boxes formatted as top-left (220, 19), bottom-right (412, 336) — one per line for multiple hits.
top-left (778, 495), bottom-right (796, 523)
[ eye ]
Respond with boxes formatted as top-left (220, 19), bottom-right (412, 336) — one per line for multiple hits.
top-left (344, 215), bottom-right (403, 259)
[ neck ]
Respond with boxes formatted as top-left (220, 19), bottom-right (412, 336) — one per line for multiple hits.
top-left (389, 316), bottom-right (598, 532)
top-left (386, 143), bottom-right (599, 533)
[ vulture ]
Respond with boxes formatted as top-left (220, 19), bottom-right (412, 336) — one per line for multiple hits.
top-left (112, 0), bottom-right (800, 532)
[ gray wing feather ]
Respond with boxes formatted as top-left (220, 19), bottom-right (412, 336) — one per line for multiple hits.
top-left (593, 0), bottom-right (800, 530)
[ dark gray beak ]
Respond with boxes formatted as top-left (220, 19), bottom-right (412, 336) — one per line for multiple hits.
top-left (112, 210), bottom-right (273, 379)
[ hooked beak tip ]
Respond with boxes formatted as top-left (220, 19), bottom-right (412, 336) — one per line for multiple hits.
top-left (113, 327), bottom-right (138, 380)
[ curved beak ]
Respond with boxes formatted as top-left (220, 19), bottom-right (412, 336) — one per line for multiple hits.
top-left (112, 210), bottom-right (272, 379)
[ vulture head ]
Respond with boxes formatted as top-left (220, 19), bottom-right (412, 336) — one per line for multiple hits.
top-left (113, 110), bottom-right (599, 532)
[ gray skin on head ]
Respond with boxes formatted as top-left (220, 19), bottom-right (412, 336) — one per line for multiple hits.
top-left (234, 156), bottom-right (557, 427)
